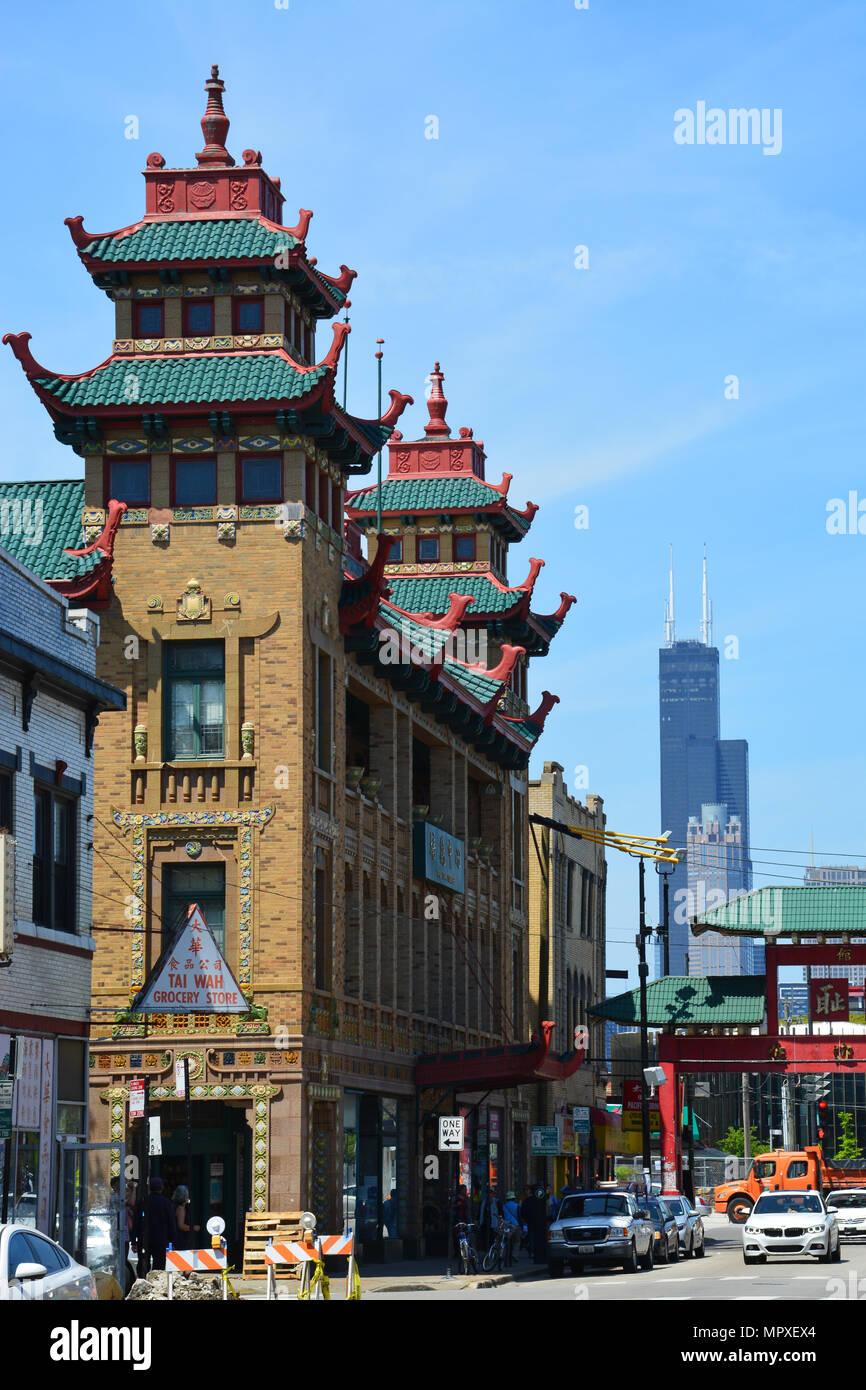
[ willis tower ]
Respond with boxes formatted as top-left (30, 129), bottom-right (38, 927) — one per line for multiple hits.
top-left (658, 550), bottom-right (753, 975)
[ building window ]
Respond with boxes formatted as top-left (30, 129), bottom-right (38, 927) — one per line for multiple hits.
top-left (164, 641), bottom-right (225, 760)
top-left (133, 302), bottom-right (163, 337)
top-left (386, 536), bottom-right (402, 563)
top-left (319, 473), bottom-right (330, 524)
top-left (233, 298), bottom-right (263, 334)
top-left (315, 650), bottom-right (333, 772)
top-left (331, 483), bottom-right (342, 532)
top-left (305, 460), bottom-right (316, 513)
top-left (0, 772), bottom-right (12, 833)
top-left (241, 456), bottom-right (282, 503)
top-left (183, 299), bottom-right (214, 335)
top-left (108, 460), bottom-right (150, 506)
top-left (454, 533), bottom-right (476, 561)
top-left (33, 787), bottom-right (75, 931)
top-left (293, 311), bottom-right (303, 353)
top-left (173, 457), bottom-right (216, 506)
top-left (417, 536), bottom-right (439, 562)
top-left (304, 324), bottom-right (312, 361)
top-left (163, 862), bottom-right (226, 953)
top-left (56, 1040), bottom-right (87, 1139)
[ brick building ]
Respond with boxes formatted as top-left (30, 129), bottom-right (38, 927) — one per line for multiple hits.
top-left (5, 67), bottom-right (576, 1258)
top-left (0, 535), bottom-right (124, 1236)
top-left (527, 762), bottom-right (607, 1188)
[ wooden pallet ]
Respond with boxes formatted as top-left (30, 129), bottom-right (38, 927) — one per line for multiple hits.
top-left (242, 1210), bottom-right (305, 1279)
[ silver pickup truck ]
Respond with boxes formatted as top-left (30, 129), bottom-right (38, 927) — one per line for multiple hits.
top-left (547, 1191), bottom-right (655, 1276)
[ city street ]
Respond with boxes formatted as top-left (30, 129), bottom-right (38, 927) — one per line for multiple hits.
top-left (357, 1216), bottom-right (866, 1301)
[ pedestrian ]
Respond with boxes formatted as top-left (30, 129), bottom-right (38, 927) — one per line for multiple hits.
top-left (132, 1176), bottom-right (177, 1273)
top-left (502, 1190), bottom-right (521, 1266)
top-left (524, 1185), bottom-right (549, 1264)
top-left (171, 1184), bottom-right (199, 1251)
top-left (518, 1184), bottom-right (533, 1255)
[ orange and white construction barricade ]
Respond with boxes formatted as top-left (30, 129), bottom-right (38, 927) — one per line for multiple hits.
top-left (265, 1233), bottom-right (360, 1300)
top-left (166, 1247), bottom-right (228, 1300)
top-left (264, 1238), bottom-right (319, 1300)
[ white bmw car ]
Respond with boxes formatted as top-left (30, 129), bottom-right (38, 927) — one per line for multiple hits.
top-left (827, 1190), bottom-right (866, 1240)
top-left (743, 1190), bottom-right (840, 1264)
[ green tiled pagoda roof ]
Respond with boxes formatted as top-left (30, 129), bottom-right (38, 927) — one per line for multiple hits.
top-left (376, 602), bottom-right (451, 660)
top-left (0, 479), bottom-right (96, 582)
top-left (692, 885), bottom-right (866, 939)
top-left (84, 218), bottom-right (299, 266)
top-left (498, 716), bottom-right (542, 742)
top-left (349, 476), bottom-right (519, 516)
top-left (36, 355), bottom-right (329, 409)
top-left (442, 659), bottom-right (502, 703)
top-left (81, 218), bottom-right (348, 304)
top-left (588, 976), bottom-right (767, 1027)
top-left (387, 573), bottom-right (525, 616)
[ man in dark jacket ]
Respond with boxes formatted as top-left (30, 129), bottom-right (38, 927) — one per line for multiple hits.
top-left (132, 1176), bottom-right (177, 1273)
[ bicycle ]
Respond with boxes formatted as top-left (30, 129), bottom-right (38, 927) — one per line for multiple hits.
top-left (482, 1219), bottom-right (512, 1273)
top-left (455, 1221), bottom-right (480, 1275)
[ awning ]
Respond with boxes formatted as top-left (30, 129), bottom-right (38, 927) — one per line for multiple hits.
top-left (416, 1021), bottom-right (585, 1089)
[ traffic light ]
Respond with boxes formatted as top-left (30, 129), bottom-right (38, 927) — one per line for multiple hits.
top-left (817, 1099), bottom-right (829, 1143)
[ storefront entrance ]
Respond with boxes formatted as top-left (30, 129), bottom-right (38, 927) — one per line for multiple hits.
top-left (128, 1100), bottom-right (251, 1261)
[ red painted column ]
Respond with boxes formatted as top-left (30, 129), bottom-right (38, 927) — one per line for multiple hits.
top-left (659, 1059), bottom-right (679, 1194)
top-left (765, 941), bottom-right (778, 1035)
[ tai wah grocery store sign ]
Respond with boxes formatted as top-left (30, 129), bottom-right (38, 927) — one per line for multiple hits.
top-left (129, 904), bottom-right (246, 1014)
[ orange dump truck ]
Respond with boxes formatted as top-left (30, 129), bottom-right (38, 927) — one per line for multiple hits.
top-left (715, 1146), bottom-right (866, 1222)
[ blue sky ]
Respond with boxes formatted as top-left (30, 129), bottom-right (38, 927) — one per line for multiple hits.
top-left (2, 0), bottom-right (864, 987)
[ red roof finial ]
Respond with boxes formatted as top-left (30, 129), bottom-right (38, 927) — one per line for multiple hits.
top-left (196, 63), bottom-right (234, 167)
top-left (424, 361), bottom-right (450, 437)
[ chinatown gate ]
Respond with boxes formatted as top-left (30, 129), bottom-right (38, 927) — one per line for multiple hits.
top-left (591, 886), bottom-right (866, 1194)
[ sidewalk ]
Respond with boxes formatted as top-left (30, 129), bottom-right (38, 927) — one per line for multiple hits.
top-left (230, 1253), bottom-right (549, 1300)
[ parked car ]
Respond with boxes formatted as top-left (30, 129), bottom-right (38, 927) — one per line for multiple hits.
top-left (644, 1197), bottom-right (680, 1263)
top-left (742, 1190), bottom-right (840, 1264)
top-left (0, 1224), bottom-right (96, 1300)
top-left (662, 1194), bottom-right (706, 1257)
top-left (826, 1189), bottom-right (866, 1240)
top-left (547, 1191), bottom-right (654, 1276)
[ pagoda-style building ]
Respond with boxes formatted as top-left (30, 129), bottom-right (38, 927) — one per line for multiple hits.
top-left (4, 67), bottom-right (575, 1260)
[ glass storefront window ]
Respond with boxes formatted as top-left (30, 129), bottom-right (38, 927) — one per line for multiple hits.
top-left (342, 1093), bottom-right (358, 1236)
top-left (382, 1099), bottom-right (398, 1237)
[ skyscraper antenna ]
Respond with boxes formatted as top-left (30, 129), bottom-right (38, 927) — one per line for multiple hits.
top-left (664, 544), bottom-right (676, 646)
top-left (700, 543), bottom-right (713, 647)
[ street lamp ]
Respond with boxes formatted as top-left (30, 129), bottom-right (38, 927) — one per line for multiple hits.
top-left (655, 855), bottom-right (679, 976)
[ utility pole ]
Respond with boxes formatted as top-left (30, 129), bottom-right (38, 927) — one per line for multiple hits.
top-left (656, 859), bottom-right (676, 976)
top-left (637, 858), bottom-right (651, 1176)
top-left (742, 1074), bottom-right (752, 1166)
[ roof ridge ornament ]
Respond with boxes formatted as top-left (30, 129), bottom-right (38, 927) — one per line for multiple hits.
top-left (424, 361), bottom-right (450, 437)
top-left (196, 63), bottom-right (235, 168)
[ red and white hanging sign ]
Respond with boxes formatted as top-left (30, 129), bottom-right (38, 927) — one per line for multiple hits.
top-left (129, 1079), bottom-right (145, 1119)
top-left (129, 904), bottom-right (246, 1014)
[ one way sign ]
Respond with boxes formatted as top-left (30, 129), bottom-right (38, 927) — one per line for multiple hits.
top-left (438, 1116), bottom-right (465, 1152)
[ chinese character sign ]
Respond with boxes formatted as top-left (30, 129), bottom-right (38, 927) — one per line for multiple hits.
top-left (810, 977), bottom-right (849, 1022)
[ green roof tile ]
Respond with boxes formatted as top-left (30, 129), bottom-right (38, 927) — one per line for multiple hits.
top-left (376, 603), bottom-right (451, 660)
top-left (349, 476), bottom-right (509, 514)
top-left (36, 356), bottom-right (328, 410)
top-left (588, 976), bottom-right (767, 1027)
top-left (84, 218), bottom-right (299, 266)
top-left (387, 573), bottom-right (524, 616)
top-left (442, 659), bottom-right (502, 703)
top-left (0, 479), bottom-right (96, 582)
top-left (693, 885), bottom-right (866, 938)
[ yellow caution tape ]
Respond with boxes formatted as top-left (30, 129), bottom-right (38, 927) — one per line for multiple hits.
top-left (298, 1260), bottom-right (330, 1300)
top-left (347, 1261), bottom-right (362, 1301)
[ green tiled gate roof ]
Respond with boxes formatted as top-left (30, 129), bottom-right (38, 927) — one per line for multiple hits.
top-left (588, 975), bottom-right (767, 1027)
top-left (387, 573), bottom-right (525, 616)
top-left (36, 356), bottom-right (329, 409)
top-left (83, 218), bottom-right (300, 265)
top-left (0, 479), bottom-right (96, 581)
top-left (692, 885), bottom-right (866, 938)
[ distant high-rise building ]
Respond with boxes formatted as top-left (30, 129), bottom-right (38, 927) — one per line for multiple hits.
top-left (687, 804), bottom-right (755, 974)
top-left (658, 550), bottom-right (753, 974)
top-left (803, 865), bottom-right (866, 987)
